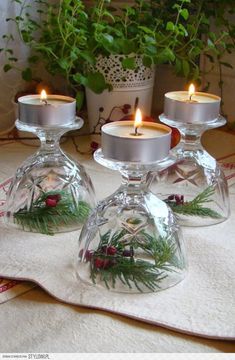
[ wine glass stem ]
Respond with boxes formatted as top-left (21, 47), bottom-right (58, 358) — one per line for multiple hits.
top-left (121, 172), bottom-right (147, 193)
top-left (37, 130), bottom-right (63, 153)
top-left (178, 130), bottom-right (203, 151)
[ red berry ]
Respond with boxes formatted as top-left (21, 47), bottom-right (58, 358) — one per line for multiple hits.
top-left (170, 127), bottom-right (181, 148)
top-left (45, 198), bottom-right (57, 207)
top-left (122, 249), bottom-right (131, 257)
top-left (167, 195), bottom-right (175, 201)
top-left (79, 249), bottom-right (93, 261)
top-left (122, 249), bottom-right (134, 257)
top-left (85, 250), bottom-right (94, 261)
top-left (94, 258), bottom-right (110, 269)
top-left (101, 246), bottom-right (107, 253)
top-left (90, 141), bottom-right (99, 150)
top-left (101, 246), bottom-right (117, 255)
top-left (46, 194), bottom-right (61, 202)
top-left (175, 195), bottom-right (181, 204)
top-left (107, 246), bottom-right (117, 255)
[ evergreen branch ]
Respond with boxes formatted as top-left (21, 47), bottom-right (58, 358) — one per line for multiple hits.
top-left (165, 186), bottom-right (222, 219)
top-left (91, 258), bottom-right (166, 292)
top-left (88, 229), bottom-right (183, 292)
top-left (169, 203), bottom-right (222, 218)
top-left (14, 190), bottom-right (90, 235)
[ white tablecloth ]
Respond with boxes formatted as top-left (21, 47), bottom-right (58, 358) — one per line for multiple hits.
top-left (0, 130), bottom-right (235, 353)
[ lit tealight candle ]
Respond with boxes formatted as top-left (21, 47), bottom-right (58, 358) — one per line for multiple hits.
top-left (134, 108), bottom-right (143, 136)
top-left (102, 109), bottom-right (171, 162)
top-left (188, 83), bottom-right (195, 102)
top-left (163, 84), bottom-right (221, 124)
top-left (40, 89), bottom-right (48, 105)
top-left (18, 91), bottom-right (76, 127)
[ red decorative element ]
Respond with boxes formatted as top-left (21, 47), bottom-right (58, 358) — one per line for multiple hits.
top-left (167, 194), bottom-right (184, 205)
top-left (47, 194), bottom-right (61, 202)
top-left (122, 248), bottom-right (134, 257)
top-left (90, 141), bottom-right (99, 154)
top-left (94, 258), bottom-right (111, 269)
top-left (85, 250), bottom-right (94, 261)
top-left (106, 246), bottom-right (117, 255)
top-left (101, 245), bottom-right (117, 255)
top-left (45, 194), bottom-right (61, 207)
top-left (169, 127), bottom-right (181, 148)
top-left (79, 249), bottom-right (94, 261)
top-left (45, 198), bottom-right (57, 207)
top-left (122, 104), bottom-right (132, 114)
top-left (0, 279), bottom-right (21, 293)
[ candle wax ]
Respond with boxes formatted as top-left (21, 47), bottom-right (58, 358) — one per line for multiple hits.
top-left (21, 98), bottom-right (72, 105)
top-left (103, 123), bottom-right (168, 139)
top-left (167, 91), bottom-right (219, 103)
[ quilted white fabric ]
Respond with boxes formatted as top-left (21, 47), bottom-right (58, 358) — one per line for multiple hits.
top-left (0, 174), bottom-right (234, 340)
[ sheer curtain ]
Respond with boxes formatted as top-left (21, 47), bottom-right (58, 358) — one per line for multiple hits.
top-left (0, 0), bottom-right (31, 134)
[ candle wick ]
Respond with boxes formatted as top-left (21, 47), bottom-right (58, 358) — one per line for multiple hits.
top-left (135, 127), bottom-right (138, 136)
top-left (42, 99), bottom-right (48, 105)
top-left (189, 94), bottom-right (193, 101)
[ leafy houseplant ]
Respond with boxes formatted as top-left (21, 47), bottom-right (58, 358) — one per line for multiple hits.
top-left (2, 0), bottom-right (234, 96)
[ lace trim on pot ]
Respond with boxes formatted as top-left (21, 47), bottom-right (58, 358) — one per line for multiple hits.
top-left (90, 55), bottom-right (155, 89)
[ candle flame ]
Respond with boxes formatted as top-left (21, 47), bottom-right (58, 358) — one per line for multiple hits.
top-left (188, 84), bottom-right (195, 100)
top-left (134, 108), bottom-right (142, 131)
top-left (40, 90), bottom-right (47, 100)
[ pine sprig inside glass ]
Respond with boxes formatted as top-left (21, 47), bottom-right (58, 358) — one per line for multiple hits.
top-left (164, 186), bottom-right (222, 219)
top-left (14, 190), bottom-right (90, 235)
top-left (80, 227), bottom-right (184, 293)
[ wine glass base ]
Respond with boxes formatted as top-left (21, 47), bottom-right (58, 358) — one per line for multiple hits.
top-left (76, 150), bottom-right (187, 294)
top-left (153, 114), bottom-right (231, 227)
top-left (4, 120), bottom-right (95, 235)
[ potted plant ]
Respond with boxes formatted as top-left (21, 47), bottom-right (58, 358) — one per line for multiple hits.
top-left (2, 0), bottom-right (234, 132)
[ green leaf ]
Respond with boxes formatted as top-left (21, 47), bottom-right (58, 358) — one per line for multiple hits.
top-left (178, 23), bottom-right (188, 36)
top-left (8, 57), bottom-right (18, 62)
top-left (180, 9), bottom-right (189, 20)
top-left (28, 55), bottom-right (39, 63)
top-left (122, 57), bottom-right (136, 70)
top-left (79, 51), bottom-right (96, 66)
top-left (22, 68), bottom-right (32, 81)
top-left (58, 58), bottom-right (70, 70)
top-left (138, 26), bottom-right (154, 35)
top-left (76, 90), bottom-right (84, 111)
top-left (175, 58), bottom-right (182, 74)
top-left (73, 73), bottom-right (85, 85)
top-left (3, 64), bottom-right (12, 72)
top-left (74, 72), bottom-right (109, 94)
top-left (182, 60), bottom-right (190, 77)
top-left (142, 56), bottom-right (152, 68)
top-left (207, 39), bottom-right (215, 48)
top-left (166, 21), bottom-right (175, 31)
top-left (21, 30), bottom-right (31, 43)
top-left (87, 72), bottom-right (110, 94)
top-left (116, 39), bottom-right (136, 54)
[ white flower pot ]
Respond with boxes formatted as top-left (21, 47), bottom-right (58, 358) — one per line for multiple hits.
top-left (85, 55), bottom-right (155, 133)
